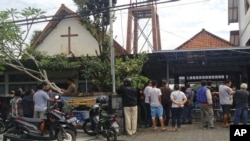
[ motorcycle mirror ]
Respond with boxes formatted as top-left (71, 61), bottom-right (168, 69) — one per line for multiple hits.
top-left (55, 95), bottom-right (59, 99)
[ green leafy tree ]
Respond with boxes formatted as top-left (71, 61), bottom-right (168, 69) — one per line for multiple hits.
top-left (75, 53), bottom-right (149, 91)
top-left (73, 0), bottom-right (117, 91)
top-left (115, 53), bottom-right (149, 88)
top-left (73, 0), bottom-right (117, 60)
top-left (30, 30), bottom-right (41, 45)
top-left (0, 7), bottom-right (62, 92)
top-left (73, 0), bottom-right (149, 91)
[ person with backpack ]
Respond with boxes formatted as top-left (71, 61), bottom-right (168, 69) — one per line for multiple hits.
top-left (196, 80), bottom-right (215, 129)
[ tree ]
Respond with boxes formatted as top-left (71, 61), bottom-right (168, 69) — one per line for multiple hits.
top-left (75, 53), bottom-right (149, 91)
top-left (30, 30), bottom-right (41, 45)
top-left (72, 0), bottom-right (116, 91)
top-left (73, 0), bottom-right (117, 60)
top-left (0, 5), bottom-right (149, 93)
top-left (73, 0), bottom-right (149, 91)
top-left (0, 7), bottom-right (62, 92)
top-left (115, 53), bottom-right (149, 88)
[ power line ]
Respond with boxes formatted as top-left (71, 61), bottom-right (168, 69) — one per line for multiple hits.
top-left (158, 0), bottom-right (209, 8)
top-left (2, 0), bottom-right (180, 26)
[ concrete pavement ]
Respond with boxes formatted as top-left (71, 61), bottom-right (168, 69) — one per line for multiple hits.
top-left (0, 121), bottom-right (230, 141)
top-left (79, 121), bottom-right (230, 141)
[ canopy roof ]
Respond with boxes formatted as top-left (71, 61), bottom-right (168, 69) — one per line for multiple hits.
top-left (149, 46), bottom-right (250, 75)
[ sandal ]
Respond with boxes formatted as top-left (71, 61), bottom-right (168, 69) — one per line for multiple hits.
top-left (161, 128), bottom-right (167, 131)
top-left (153, 127), bottom-right (158, 131)
top-left (170, 128), bottom-right (176, 132)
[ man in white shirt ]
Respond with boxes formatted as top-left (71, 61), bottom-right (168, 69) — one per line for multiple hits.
top-left (143, 80), bottom-right (152, 128)
top-left (149, 80), bottom-right (166, 131)
top-left (219, 79), bottom-right (234, 128)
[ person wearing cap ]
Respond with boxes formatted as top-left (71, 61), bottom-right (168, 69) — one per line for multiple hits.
top-left (233, 83), bottom-right (249, 125)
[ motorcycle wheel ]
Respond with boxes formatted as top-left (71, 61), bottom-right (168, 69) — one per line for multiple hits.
top-left (57, 128), bottom-right (76, 141)
top-left (82, 119), bottom-right (97, 136)
top-left (0, 120), bottom-right (6, 134)
top-left (106, 127), bottom-right (117, 141)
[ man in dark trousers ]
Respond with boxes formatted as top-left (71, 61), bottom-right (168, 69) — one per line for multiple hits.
top-left (117, 78), bottom-right (138, 136)
top-left (160, 79), bottom-right (172, 126)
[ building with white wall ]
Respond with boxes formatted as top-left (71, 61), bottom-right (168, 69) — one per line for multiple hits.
top-left (229, 0), bottom-right (250, 46)
top-left (0, 4), bottom-right (126, 95)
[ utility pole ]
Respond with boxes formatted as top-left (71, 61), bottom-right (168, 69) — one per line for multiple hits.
top-left (109, 0), bottom-right (116, 93)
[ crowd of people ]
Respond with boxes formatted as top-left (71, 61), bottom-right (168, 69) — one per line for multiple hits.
top-left (1, 77), bottom-right (249, 136)
top-left (4, 78), bottom-right (77, 120)
top-left (117, 78), bottom-right (250, 136)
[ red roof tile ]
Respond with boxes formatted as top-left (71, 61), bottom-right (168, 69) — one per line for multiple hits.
top-left (175, 29), bottom-right (235, 50)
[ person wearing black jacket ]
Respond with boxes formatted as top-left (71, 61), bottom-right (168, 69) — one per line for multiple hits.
top-left (117, 78), bottom-right (138, 136)
top-left (160, 79), bottom-right (172, 126)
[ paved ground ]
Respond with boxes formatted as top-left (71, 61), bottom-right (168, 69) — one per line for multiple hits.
top-left (115, 121), bottom-right (229, 141)
top-left (0, 121), bottom-right (230, 141)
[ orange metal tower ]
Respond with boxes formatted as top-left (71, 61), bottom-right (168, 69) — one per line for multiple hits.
top-left (126, 0), bottom-right (161, 54)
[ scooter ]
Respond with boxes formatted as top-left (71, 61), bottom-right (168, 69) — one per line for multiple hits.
top-left (82, 99), bottom-right (119, 141)
top-left (3, 96), bottom-right (78, 141)
top-left (0, 113), bottom-right (15, 134)
top-left (0, 114), bottom-right (6, 134)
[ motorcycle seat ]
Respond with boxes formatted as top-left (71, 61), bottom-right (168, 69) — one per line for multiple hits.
top-left (18, 117), bottom-right (43, 123)
top-left (15, 119), bottom-right (39, 130)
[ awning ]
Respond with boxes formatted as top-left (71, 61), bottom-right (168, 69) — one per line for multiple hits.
top-left (151, 46), bottom-right (250, 74)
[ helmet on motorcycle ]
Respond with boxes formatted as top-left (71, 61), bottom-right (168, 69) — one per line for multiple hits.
top-left (123, 78), bottom-right (132, 87)
top-left (96, 96), bottom-right (103, 103)
top-left (96, 95), bottom-right (109, 104)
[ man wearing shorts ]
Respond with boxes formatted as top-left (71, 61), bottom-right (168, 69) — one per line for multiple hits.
top-left (149, 80), bottom-right (166, 131)
top-left (219, 79), bottom-right (234, 128)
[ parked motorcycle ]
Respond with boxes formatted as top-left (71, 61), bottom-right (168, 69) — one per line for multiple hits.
top-left (0, 113), bottom-right (15, 134)
top-left (0, 114), bottom-right (6, 134)
top-left (4, 95), bottom-right (78, 141)
top-left (82, 98), bottom-right (119, 141)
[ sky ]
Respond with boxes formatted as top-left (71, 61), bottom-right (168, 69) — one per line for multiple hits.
top-left (0, 0), bottom-right (239, 51)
